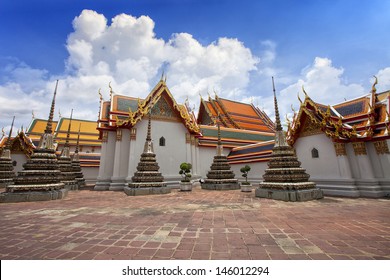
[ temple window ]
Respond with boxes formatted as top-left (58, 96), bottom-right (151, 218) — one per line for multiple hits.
top-left (311, 148), bottom-right (319, 158)
top-left (159, 136), bottom-right (166, 146)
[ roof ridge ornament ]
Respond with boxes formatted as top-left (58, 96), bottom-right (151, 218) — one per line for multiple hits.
top-left (371, 75), bottom-right (378, 94)
top-left (109, 81), bottom-right (114, 100)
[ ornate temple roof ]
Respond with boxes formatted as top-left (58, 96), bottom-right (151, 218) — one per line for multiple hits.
top-left (27, 118), bottom-right (100, 147)
top-left (199, 125), bottom-right (274, 148)
top-left (287, 82), bottom-right (390, 145)
top-left (0, 132), bottom-right (35, 157)
top-left (227, 141), bottom-right (275, 164)
top-left (197, 95), bottom-right (274, 132)
top-left (98, 79), bottom-right (200, 136)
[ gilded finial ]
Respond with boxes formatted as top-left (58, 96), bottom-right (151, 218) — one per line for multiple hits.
top-left (302, 85), bottom-right (309, 98)
top-left (208, 91), bottom-right (211, 101)
top-left (371, 75), bottom-right (378, 94)
top-left (58, 108), bottom-right (62, 118)
top-left (109, 81), bottom-right (114, 100)
top-left (213, 88), bottom-right (218, 99)
top-left (31, 110), bottom-right (35, 119)
top-left (297, 92), bottom-right (303, 104)
top-left (98, 88), bottom-right (103, 102)
top-left (291, 104), bottom-right (296, 114)
top-left (1, 127), bottom-right (5, 137)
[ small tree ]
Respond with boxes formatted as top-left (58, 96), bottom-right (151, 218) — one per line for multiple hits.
top-left (240, 165), bottom-right (251, 185)
top-left (179, 162), bottom-right (192, 182)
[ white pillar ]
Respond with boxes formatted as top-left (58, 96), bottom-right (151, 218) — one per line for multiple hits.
top-left (126, 128), bottom-right (137, 183)
top-left (110, 129), bottom-right (130, 191)
top-left (185, 133), bottom-right (191, 163)
top-left (352, 142), bottom-right (382, 197)
top-left (95, 130), bottom-right (115, 190)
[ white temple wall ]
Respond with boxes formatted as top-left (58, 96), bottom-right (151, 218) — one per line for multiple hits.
top-left (11, 153), bottom-right (28, 173)
top-left (294, 134), bottom-right (341, 179)
top-left (130, 119), bottom-right (189, 183)
top-left (198, 146), bottom-right (224, 178)
top-left (81, 166), bottom-right (99, 185)
top-left (230, 161), bottom-right (268, 184)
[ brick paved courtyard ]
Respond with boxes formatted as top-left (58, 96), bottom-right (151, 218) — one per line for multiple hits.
top-left (0, 187), bottom-right (389, 260)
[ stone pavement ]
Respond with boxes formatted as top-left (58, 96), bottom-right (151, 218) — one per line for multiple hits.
top-left (0, 187), bottom-right (389, 260)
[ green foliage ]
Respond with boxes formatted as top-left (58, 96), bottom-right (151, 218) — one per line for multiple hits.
top-left (179, 162), bottom-right (192, 182)
top-left (240, 165), bottom-right (251, 183)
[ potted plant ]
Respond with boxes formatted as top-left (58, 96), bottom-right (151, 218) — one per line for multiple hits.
top-left (240, 165), bottom-right (252, 192)
top-left (179, 162), bottom-right (192, 191)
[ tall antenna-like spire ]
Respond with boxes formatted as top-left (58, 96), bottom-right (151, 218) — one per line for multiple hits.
top-left (217, 123), bottom-right (221, 146)
top-left (5, 116), bottom-right (15, 150)
top-left (272, 77), bottom-right (283, 131)
top-left (64, 109), bottom-right (73, 147)
top-left (75, 123), bottom-right (81, 154)
top-left (45, 80), bottom-right (59, 134)
top-left (146, 112), bottom-right (152, 142)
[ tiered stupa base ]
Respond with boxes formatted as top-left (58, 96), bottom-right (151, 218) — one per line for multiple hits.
top-left (124, 151), bottom-right (170, 196)
top-left (256, 139), bottom-right (323, 202)
top-left (255, 183), bottom-right (323, 202)
top-left (0, 156), bottom-right (15, 188)
top-left (0, 147), bottom-right (67, 203)
top-left (202, 155), bottom-right (239, 190)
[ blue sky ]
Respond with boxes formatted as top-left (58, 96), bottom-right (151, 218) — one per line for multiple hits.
top-left (1, 0), bottom-right (389, 132)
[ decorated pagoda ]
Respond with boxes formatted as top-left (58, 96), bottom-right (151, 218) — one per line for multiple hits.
top-left (124, 113), bottom-right (169, 196)
top-left (255, 77), bottom-right (323, 201)
top-left (0, 117), bottom-right (16, 188)
top-left (57, 109), bottom-right (78, 190)
top-left (72, 124), bottom-right (86, 188)
top-left (202, 123), bottom-right (239, 190)
top-left (0, 81), bottom-right (67, 203)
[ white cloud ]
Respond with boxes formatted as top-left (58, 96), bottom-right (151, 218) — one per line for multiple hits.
top-left (374, 67), bottom-right (390, 92)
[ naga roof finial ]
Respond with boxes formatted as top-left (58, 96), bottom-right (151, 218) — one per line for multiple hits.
top-left (371, 75), bottom-right (378, 94)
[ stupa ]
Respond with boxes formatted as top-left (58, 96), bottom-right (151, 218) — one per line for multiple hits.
top-left (124, 113), bottom-right (170, 196)
top-left (255, 77), bottom-right (323, 201)
top-left (202, 123), bottom-right (239, 190)
top-left (57, 109), bottom-right (78, 190)
top-left (0, 117), bottom-right (16, 188)
top-left (0, 80), bottom-right (67, 203)
top-left (72, 124), bottom-right (86, 188)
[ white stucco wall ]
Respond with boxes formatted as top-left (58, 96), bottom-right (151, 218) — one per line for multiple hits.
top-left (294, 133), bottom-right (341, 180)
top-left (230, 161), bottom-right (268, 183)
top-left (130, 119), bottom-right (190, 180)
top-left (11, 153), bottom-right (28, 173)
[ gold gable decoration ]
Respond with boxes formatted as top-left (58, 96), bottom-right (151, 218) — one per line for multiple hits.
top-left (112, 81), bottom-right (200, 134)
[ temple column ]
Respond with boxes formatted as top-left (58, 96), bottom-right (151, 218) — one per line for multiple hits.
top-left (334, 143), bottom-right (353, 178)
top-left (195, 138), bottom-right (201, 177)
top-left (110, 128), bottom-right (130, 191)
top-left (126, 128), bottom-right (137, 184)
top-left (352, 142), bottom-right (382, 197)
top-left (373, 140), bottom-right (390, 195)
top-left (95, 130), bottom-right (115, 190)
top-left (185, 133), bottom-right (191, 163)
top-left (329, 142), bottom-right (359, 197)
top-left (190, 135), bottom-right (197, 177)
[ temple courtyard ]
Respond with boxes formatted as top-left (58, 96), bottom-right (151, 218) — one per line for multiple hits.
top-left (0, 187), bottom-right (389, 260)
